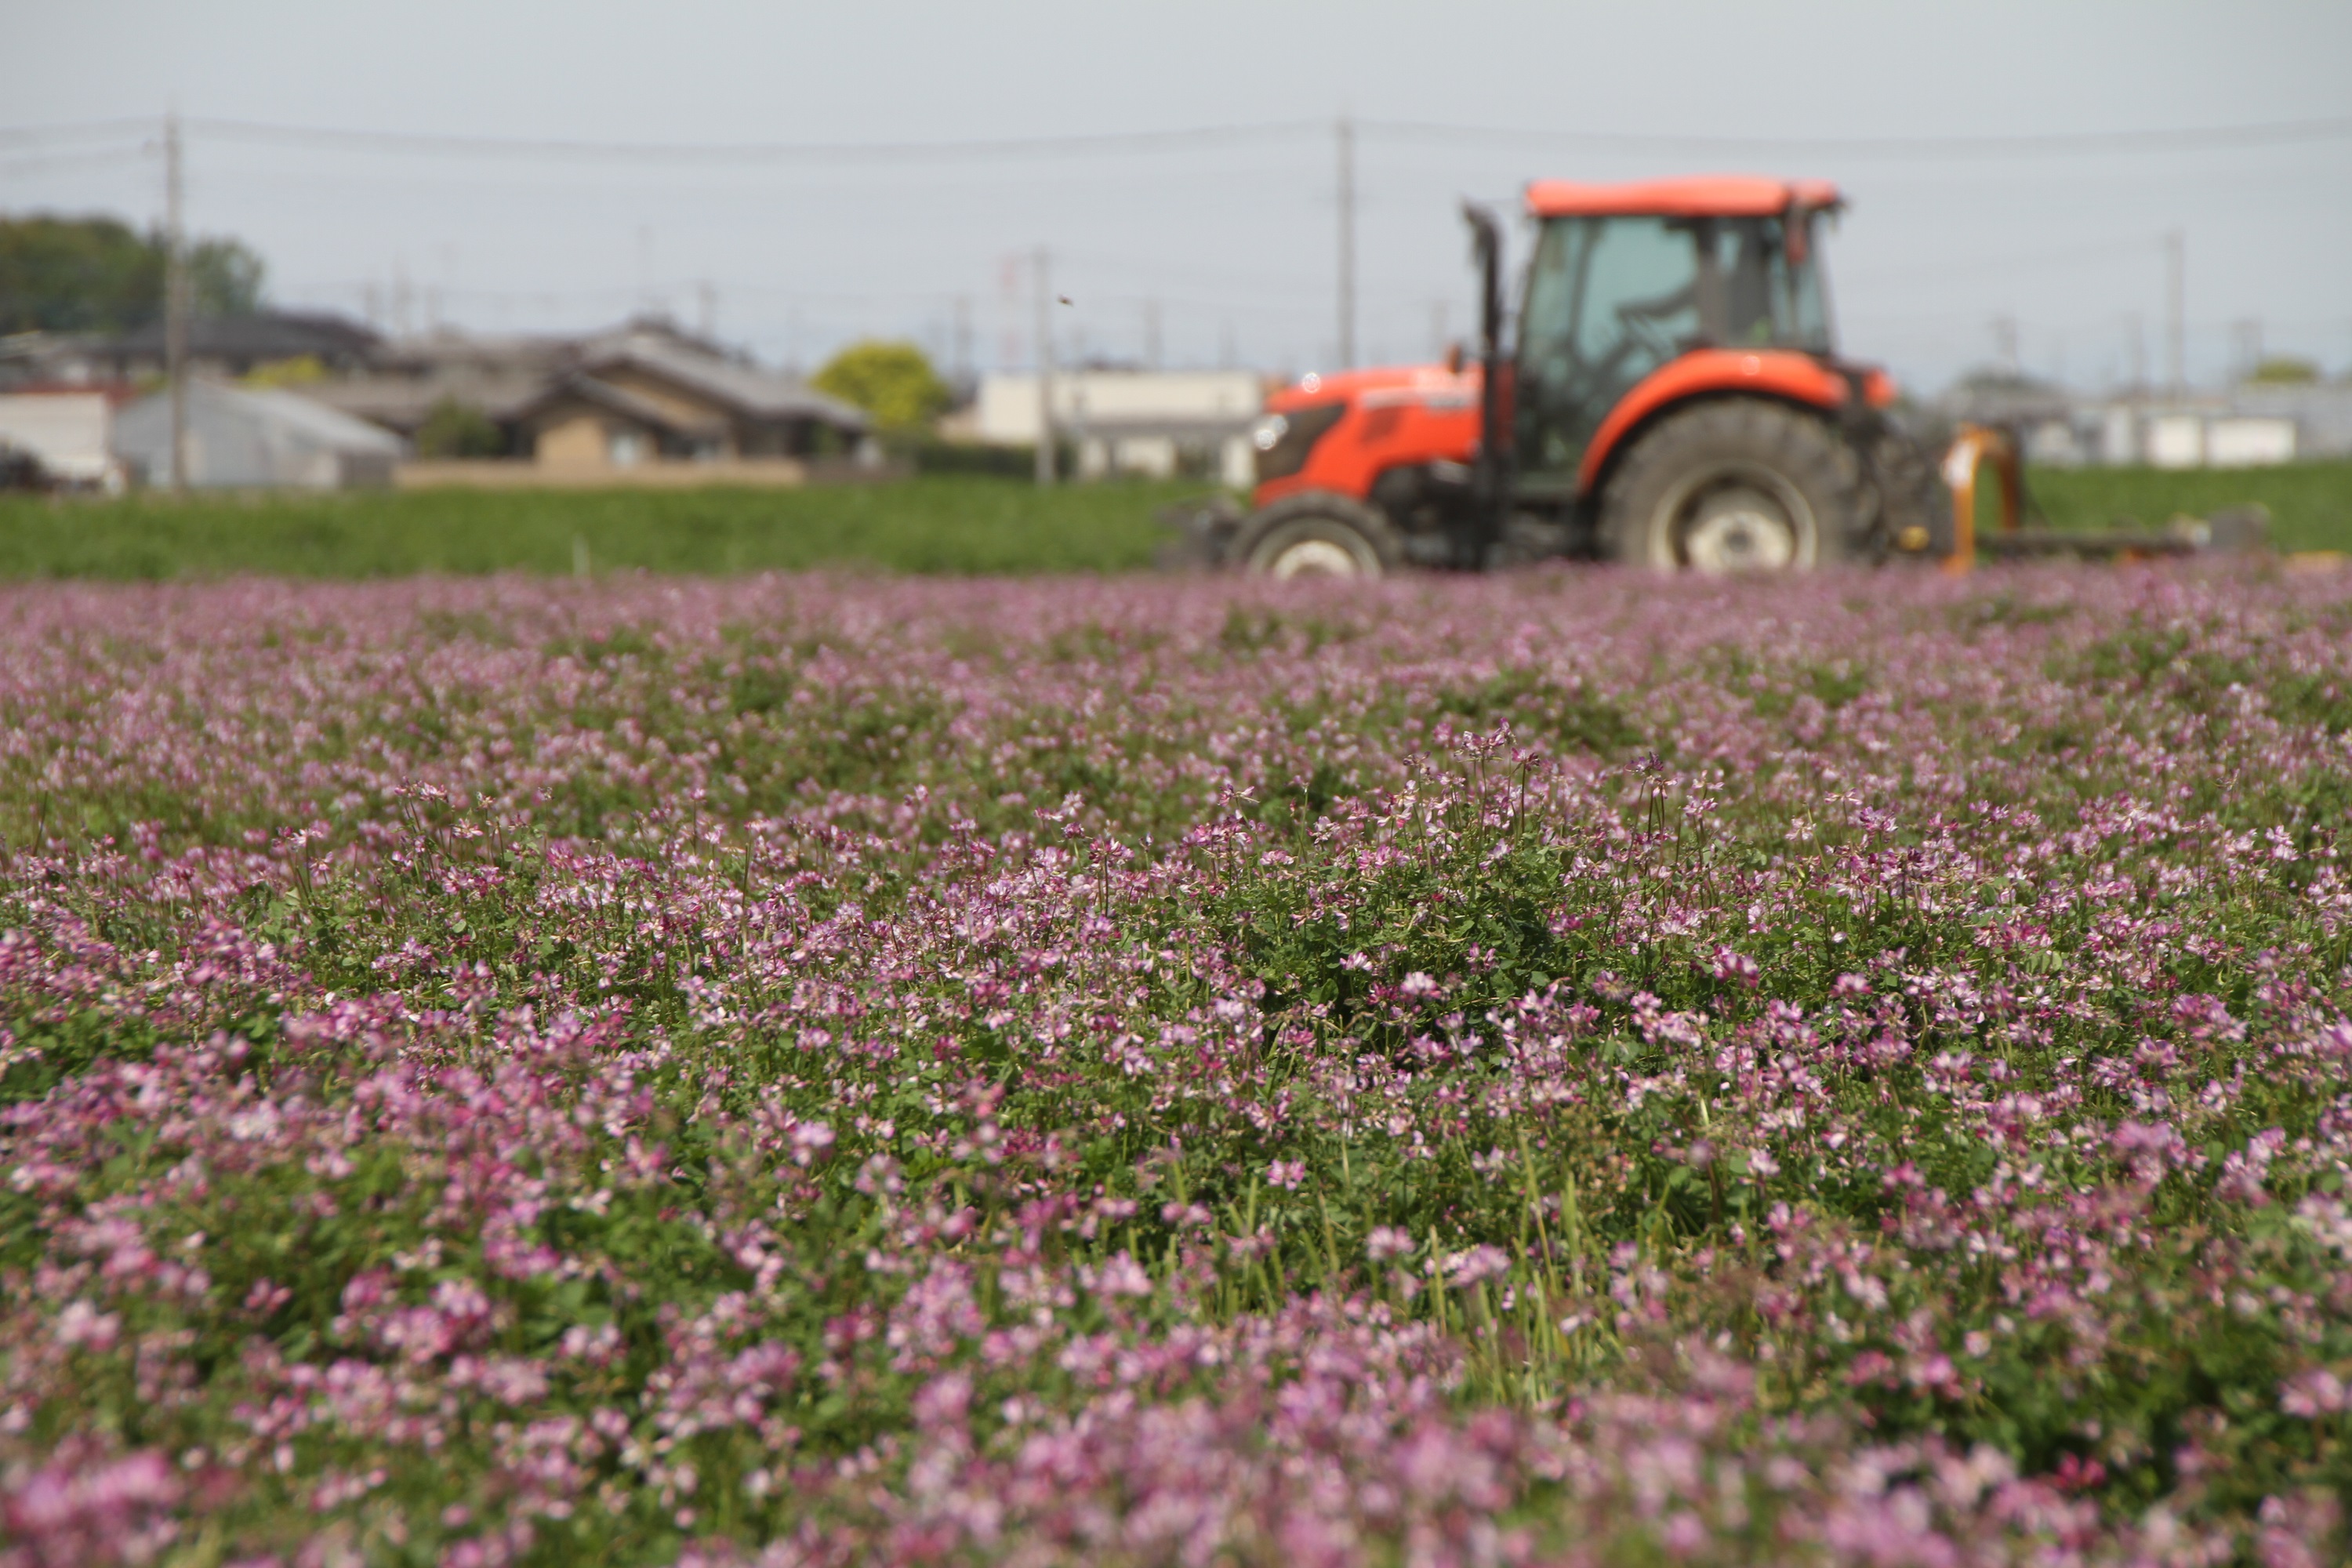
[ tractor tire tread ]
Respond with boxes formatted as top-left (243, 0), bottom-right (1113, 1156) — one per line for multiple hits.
top-left (1599, 399), bottom-right (1865, 570)
top-left (1230, 492), bottom-right (1406, 579)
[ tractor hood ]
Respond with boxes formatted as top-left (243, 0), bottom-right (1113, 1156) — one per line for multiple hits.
top-left (1252, 362), bottom-right (1485, 505)
top-left (1264, 362), bottom-right (1480, 416)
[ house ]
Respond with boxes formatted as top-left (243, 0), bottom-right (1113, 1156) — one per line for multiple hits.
top-left (303, 328), bottom-right (572, 441)
top-left (309, 318), bottom-right (872, 485)
top-left (975, 370), bottom-right (1262, 486)
top-left (1940, 368), bottom-right (2352, 469)
top-left (514, 321), bottom-right (869, 470)
top-left (111, 380), bottom-right (405, 489)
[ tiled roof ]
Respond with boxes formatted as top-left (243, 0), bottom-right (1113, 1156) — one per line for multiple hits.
top-left (579, 329), bottom-right (869, 430)
top-left (514, 372), bottom-right (728, 437)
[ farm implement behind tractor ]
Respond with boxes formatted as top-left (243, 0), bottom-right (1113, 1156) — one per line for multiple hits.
top-left (1174, 176), bottom-right (2263, 577)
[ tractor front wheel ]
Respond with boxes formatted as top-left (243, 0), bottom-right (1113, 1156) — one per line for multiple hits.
top-left (1599, 401), bottom-right (1863, 572)
top-left (1232, 493), bottom-right (1404, 580)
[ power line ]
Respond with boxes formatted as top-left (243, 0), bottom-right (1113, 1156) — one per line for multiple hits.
top-left (1842, 235), bottom-right (2168, 289)
top-left (182, 116), bottom-right (1326, 164)
top-left (0, 117), bottom-right (157, 148)
top-left (1363, 114), bottom-right (2352, 160)
top-left (0, 146), bottom-right (156, 177)
top-left (7, 110), bottom-right (2344, 167)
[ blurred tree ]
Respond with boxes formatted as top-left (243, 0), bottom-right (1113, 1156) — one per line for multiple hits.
top-left (414, 397), bottom-right (506, 459)
top-left (241, 355), bottom-right (326, 389)
top-left (185, 236), bottom-right (266, 321)
top-left (0, 214), bottom-right (265, 335)
top-left (811, 339), bottom-right (951, 431)
top-left (2246, 356), bottom-right (2320, 386)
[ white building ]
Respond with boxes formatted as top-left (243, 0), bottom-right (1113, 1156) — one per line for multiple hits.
top-left (0, 391), bottom-right (124, 488)
top-left (113, 380), bottom-right (406, 489)
top-left (1948, 373), bottom-right (2351, 470)
top-left (2097, 404), bottom-right (2300, 469)
top-left (974, 370), bottom-right (1262, 487)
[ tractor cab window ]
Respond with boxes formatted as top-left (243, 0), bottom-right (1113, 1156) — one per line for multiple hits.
top-left (1515, 209), bottom-right (1835, 482)
top-left (1515, 215), bottom-right (1704, 480)
top-left (1711, 216), bottom-right (1833, 353)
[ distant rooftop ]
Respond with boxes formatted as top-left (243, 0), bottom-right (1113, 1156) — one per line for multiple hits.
top-left (578, 323), bottom-right (869, 430)
top-left (104, 309), bottom-right (383, 365)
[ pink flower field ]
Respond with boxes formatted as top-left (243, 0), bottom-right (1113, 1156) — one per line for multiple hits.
top-left (2, 565), bottom-right (2350, 1566)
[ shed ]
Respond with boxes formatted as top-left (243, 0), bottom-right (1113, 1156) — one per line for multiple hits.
top-left (113, 381), bottom-right (407, 489)
top-left (0, 391), bottom-right (123, 488)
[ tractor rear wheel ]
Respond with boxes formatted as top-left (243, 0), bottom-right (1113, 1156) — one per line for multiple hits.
top-left (1599, 400), bottom-right (1863, 572)
top-left (1232, 493), bottom-right (1405, 580)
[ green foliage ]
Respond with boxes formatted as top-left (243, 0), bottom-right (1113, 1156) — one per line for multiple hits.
top-left (0, 476), bottom-right (1193, 579)
top-left (2246, 356), bottom-right (2321, 386)
top-left (2022, 459), bottom-right (2352, 555)
top-left (412, 397), bottom-right (506, 459)
top-left (811, 339), bottom-right (953, 431)
top-left (0, 212), bottom-right (265, 333)
top-left (184, 234), bottom-right (266, 320)
top-left (2, 575), bottom-right (2350, 1558)
top-left (238, 354), bottom-right (325, 390)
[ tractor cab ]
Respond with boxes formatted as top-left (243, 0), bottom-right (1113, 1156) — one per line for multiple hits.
top-left (1512, 177), bottom-right (1842, 495)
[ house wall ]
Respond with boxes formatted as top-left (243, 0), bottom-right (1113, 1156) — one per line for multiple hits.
top-left (976, 372), bottom-right (1262, 446)
top-left (0, 394), bottom-right (115, 485)
top-left (535, 413), bottom-right (612, 469)
top-left (397, 457), bottom-right (812, 490)
top-left (594, 368), bottom-right (733, 453)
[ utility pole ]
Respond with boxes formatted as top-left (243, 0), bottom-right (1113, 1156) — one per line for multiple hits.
top-left (1991, 314), bottom-right (2019, 377)
top-left (163, 109), bottom-right (189, 497)
top-left (1033, 246), bottom-right (1055, 488)
top-left (951, 295), bottom-right (972, 387)
top-left (1335, 113), bottom-right (1356, 370)
top-left (2163, 229), bottom-right (2186, 398)
top-left (2230, 318), bottom-right (2260, 383)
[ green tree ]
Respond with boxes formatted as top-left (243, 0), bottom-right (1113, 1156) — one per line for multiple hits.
top-left (811, 339), bottom-right (952, 431)
top-left (0, 213), bottom-right (265, 335)
top-left (184, 235), bottom-right (266, 321)
top-left (413, 397), bottom-right (506, 459)
top-left (2246, 356), bottom-right (2320, 387)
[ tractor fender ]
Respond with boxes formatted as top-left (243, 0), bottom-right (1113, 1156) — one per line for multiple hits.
top-left (1577, 350), bottom-right (1849, 496)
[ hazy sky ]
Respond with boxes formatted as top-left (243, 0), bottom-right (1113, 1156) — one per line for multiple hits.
top-left (6, 0), bottom-right (2349, 391)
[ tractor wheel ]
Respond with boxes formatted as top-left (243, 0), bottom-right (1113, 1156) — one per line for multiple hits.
top-left (1599, 400), bottom-right (1864, 572)
top-left (1232, 493), bottom-right (1405, 580)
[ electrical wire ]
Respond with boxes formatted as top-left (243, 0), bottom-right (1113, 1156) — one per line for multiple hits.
top-left (5, 111), bottom-right (2342, 165)
top-left (0, 117), bottom-right (157, 148)
top-left (0, 147), bottom-right (156, 178)
top-left (183, 117), bottom-right (1326, 163)
top-left (1364, 114), bottom-right (2352, 160)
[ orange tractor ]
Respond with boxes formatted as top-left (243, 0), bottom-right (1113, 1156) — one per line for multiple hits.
top-left (1199, 176), bottom-right (1956, 576)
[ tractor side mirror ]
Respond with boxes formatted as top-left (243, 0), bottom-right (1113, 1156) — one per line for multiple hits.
top-left (1444, 342), bottom-right (1466, 375)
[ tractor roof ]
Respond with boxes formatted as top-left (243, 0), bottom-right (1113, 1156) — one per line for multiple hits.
top-left (1523, 176), bottom-right (1842, 219)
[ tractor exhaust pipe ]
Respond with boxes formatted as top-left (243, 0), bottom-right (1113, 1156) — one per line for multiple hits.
top-left (1463, 203), bottom-right (1509, 563)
